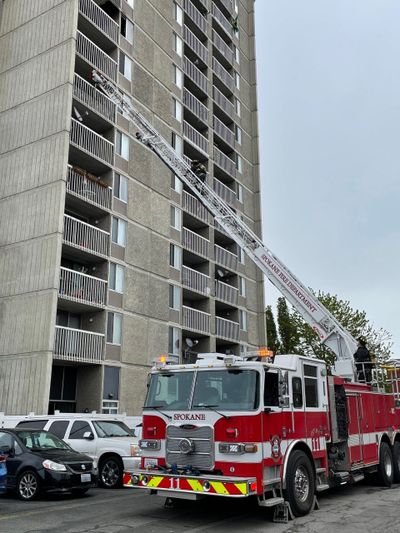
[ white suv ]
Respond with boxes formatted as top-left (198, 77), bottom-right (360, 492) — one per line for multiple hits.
top-left (14, 414), bottom-right (141, 489)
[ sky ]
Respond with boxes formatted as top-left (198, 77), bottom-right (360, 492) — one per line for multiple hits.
top-left (254, 1), bottom-right (400, 355)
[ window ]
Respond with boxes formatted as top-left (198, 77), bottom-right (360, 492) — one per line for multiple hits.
top-left (264, 371), bottom-right (279, 407)
top-left (169, 243), bottom-right (182, 269)
top-left (234, 45), bottom-right (240, 64)
top-left (236, 154), bottom-right (243, 173)
top-left (119, 52), bottom-right (132, 80)
top-left (113, 173), bottom-right (128, 202)
top-left (0, 431), bottom-right (13, 450)
top-left (169, 284), bottom-right (181, 310)
top-left (125, 0), bottom-right (134, 7)
top-left (174, 33), bottom-right (183, 57)
top-left (172, 132), bottom-right (183, 155)
top-left (173, 64), bottom-right (183, 89)
top-left (168, 326), bottom-right (180, 355)
top-left (239, 276), bottom-right (246, 297)
top-left (16, 420), bottom-right (47, 430)
top-left (112, 216), bottom-right (127, 247)
top-left (48, 420), bottom-right (69, 439)
top-left (171, 173), bottom-right (183, 193)
top-left (174, 3), bottom-right (183, 26)
top-left (235, 125), bottom-right (242, 145)
top-left (109, 263), bottom-right (125, 293)
top-left (69, 420), bottom-right (91, 439)
top-left (238, 247), bottom-right (245, 264)
top-left (234, 0), bottom-right (238, 14)
top-left (237, 182), bottom-right (243, 203)
top-left (292, 377), bottom-right (303, 408)
top-left (235, 98), bottom-right (241, 117)
top-left (107, 312), bottom-right (123, 344)
top-left (173, 98), bottom-right (183, 122)
top-left (116, 130), bottom-right (129, 160)
top-left (170, 205), bottom-right (182, 230)
top-left (304, 365), bottom-right (319, 407)
top-left (121, 16), bottom-right (134, 43)
top-left (102, 400), bottom-right (119, 414)
top-left (103, 366), bottom-right (120, 401)
top-left (234, 72), bottom-right (240, 90)
top-left (239, 309), bottom-right (247, 331)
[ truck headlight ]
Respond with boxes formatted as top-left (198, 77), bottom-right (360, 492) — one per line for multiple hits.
top-left (219, 443), bottom-right (258, 454)
top-left (130, 444), bottom-right (141, 456)
top-left (139, 439), bottom-right (161, 451)
top-left (42, 459), bottom-right (67, 472)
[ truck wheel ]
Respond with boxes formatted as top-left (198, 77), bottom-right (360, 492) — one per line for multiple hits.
top-left (99, 456), bottom-right (123, 489)
top-left (283, 450), bottom-right (315, 517)
top-left (17, 470), bottom-right (41, 501)
top-left (377, 441), bottom-right (394, 486)
top-left (393, 442), bottom-right (400, 483)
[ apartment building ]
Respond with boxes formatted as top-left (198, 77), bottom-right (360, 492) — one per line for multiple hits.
top-left (0, 0), bottom-right (265, 415)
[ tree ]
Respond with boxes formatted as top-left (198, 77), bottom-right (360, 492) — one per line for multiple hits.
top-left (277, 297), bottom-right (300, 354)
top-left (265, 305), bottom-right (280, 354)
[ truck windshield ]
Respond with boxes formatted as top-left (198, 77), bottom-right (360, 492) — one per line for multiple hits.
top-left (93, 421), bottom-right (134, 438)
top-left (145, 369), bottom-right (259, 411)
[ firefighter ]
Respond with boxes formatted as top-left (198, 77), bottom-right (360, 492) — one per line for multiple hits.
top-left (353, 337), bottom-right (372, 383)
top-left (191, 160), bottom-right (207, 182)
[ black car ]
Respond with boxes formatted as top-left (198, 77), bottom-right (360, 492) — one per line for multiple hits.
top-left (0, 428), bottom-right (97, 500)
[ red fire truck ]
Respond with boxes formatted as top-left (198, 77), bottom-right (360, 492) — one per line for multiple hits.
top-left (93, 71), bottom-right (400, 519)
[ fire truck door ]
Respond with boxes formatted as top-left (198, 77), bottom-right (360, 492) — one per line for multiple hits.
top-left (346, 393), bottom-right (363, 464)
top-left (302, 363), bottom-right (329, 453)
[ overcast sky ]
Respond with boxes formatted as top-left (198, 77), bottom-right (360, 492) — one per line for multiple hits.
top-left (254, 1), bottom-right (400, 355)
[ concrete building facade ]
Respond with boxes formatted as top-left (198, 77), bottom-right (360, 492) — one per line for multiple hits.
top-left (0, 0), bottom-right (265, 415)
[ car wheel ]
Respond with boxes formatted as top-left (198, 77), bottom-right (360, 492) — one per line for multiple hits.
top-left (99, 456), bottom-right (123, 489)
top-left (376, 441), bottom-right (393, 487)
top-left (17, 470), bottom-right (41, 501)
top-left (71, 488), bottom-right (89, 497)
top-left (283, 450), bottom-right (315, 517)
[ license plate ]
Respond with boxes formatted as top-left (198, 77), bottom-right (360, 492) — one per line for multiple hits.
top-left (81, 473), bottom-right (91, 483)
top-left (144, 458), bottom-right (158, 468)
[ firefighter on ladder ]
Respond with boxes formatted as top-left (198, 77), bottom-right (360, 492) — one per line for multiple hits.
top-left (353, 337), bottom-right (372, 383)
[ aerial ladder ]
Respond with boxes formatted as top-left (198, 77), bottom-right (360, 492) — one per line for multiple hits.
top-left (92, 70), bottom-right (357, 380)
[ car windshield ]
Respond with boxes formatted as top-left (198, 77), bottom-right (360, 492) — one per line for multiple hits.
top-left (145, 369), bottom-right (260, 411)
top-left (92, 421), bottom-right (134, 438)
top-left (18, 431), bottom-right (71, 450)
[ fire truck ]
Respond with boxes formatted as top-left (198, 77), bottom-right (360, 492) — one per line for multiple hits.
top-left (93, 71), bottom-right (400, 519)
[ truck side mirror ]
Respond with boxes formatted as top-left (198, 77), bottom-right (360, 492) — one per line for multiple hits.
top-left (83, 431), bottom-right (94, 440)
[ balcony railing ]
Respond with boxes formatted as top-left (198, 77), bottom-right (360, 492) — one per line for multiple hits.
top-left (183, 306), bottom-right (211, 334)
top-left (215, 243), bottom-right (238, 270)
top-left (76, 31), bottom-right (118, 81)
top-left (184, 26), bottom-right (208, 64)
top-left (54, 326), bottom-right (104, 364)
top-left (214, 146), bottom-right (236, 177)
top-left (183, 121), bottom-right (209, 154)
top-left (213, 85), bottom-right (235, 119)
top-left (63, 214), bottom-right (110, 257)
top-left (70, 118), bottom-right (114, 165)
top-left (211, 2), bottom-right (233, 38)
top-left (67, 166), bottom-right (112, 210)
top-left (59, 267), bottom-right (107, 307)
top-left (212, 30), bottom-right (234, 64)
top-left (213, 115), bottom-right (235, 147)
top-left (79, 0), bottom-right (119, 43)
top-left (216, 316), bottom-right (239, 341)
top-left (213, 177), bottom-right (236, 204)
top-left (182, 265), bottom-right (211, 295)
top-left (183, 88), bottom-right (208, 124)
top-left (73, 74), bottom-right (116, 123)
top-left (215, 0), bottom-right (234, 17)
top-left (215, 280), bottom-right (238, 305)
top-left (184, 58), bottom-right (208, 95)
top-left (213, 57), bottom-right (234, 93)
top-left (183, 227), bottom-right (210, 258)
top-left (184, 0), bottom-right (207, 35)
top-left (182, 190), bottom-right (209, 223)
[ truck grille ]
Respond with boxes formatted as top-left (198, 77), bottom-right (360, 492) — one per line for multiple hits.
top-left (166, 425), bottom-right (214, 470)
top-left (67, 461), bottom-right (93, 474)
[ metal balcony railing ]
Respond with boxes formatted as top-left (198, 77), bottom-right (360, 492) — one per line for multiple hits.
top-left (70, 118), bottom-right (114, 165)
top-left (182, 190), bottom-right (209, 223)
top-left (213, 85), bottom-right (235, 119)
top-left (78, 0), bottom-right (119, 43)
top-left (184, 58), bottom-right (208, 95)
top-left (183, 306), bottom-right (211, 334)
top-left (215, 243), bottom-right (238, 270)
top-left (184, 25), bottom-right (208, 64)
top-left (216, 316), bottom-right (240, 341)
top-left (183, 88), bottom-right (208, 124)
top-left (213, 57), bottom-right (234, 92)
top-left (76, 31), bottom-right (118, 81)
top-left (213, 177), bottom-right (236, 204)
top-left (182, 265), bottom-right (211, 295)
top-left (183, 227), bottom-right (210, 258)
top-left (211, 2), bottom-right (233, 38)
top-left (213, 115), bottom-right (235, 147)
top-left (184, 0), bottom-right (208, 35)
top-left (212, 30), bottom-right (234, 64)
top-left (67, 166), bottom-right (112, 210)
top-left (73, 74), bottom-right (116, 123)
top-left (214, 146), bottom-right (236, 177)
top-left (63, 214), bottom-right (110, 257)
top-left (54, 326), bottom-right (104, 364)
top-left (215, 0), bottom-right (234, 17)
top-left (215, 279), bottom-right (238, 305)
top-left (59, 267), bottom-right (107, 307)
top-left (183, 121), bottom-right (209, 154)
top-left (197, 0), bottom-right (209, 10)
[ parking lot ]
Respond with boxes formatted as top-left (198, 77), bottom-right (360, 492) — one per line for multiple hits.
top-left (1, 481), bottom-right (399, 533)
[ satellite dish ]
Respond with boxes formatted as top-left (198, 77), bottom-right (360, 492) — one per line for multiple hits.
top-left (73, 106), bottom-right (88, 122)
top-left (216, 269), bottom-right (225, 278)
top-left (185, 338), bottom-right (194, 348)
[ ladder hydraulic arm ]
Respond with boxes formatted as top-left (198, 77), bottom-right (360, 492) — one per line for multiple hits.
top-left (92, 70), bottom-right (357, 379)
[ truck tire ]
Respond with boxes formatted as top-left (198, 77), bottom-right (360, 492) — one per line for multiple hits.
top-left (377, 441), bottom-right (393, 487)
top-left (99, 456), bottom-right (123, 489)
top-left (283, 450), bottom-right (315, 517)
top-left (393, 441), bottom-right (400, 483)
top-left (17, 470), bottom-right (41, 501)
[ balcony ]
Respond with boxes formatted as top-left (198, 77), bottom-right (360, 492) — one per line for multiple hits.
top-left (184, 0), bottom-right (208, 36)
top-left (59, 267), bottom-right (107, 308)
top-left (214, 146), bottom-right (236, 177)
top-left (184, 26), bottom-right (208, 65)
top-left (183, 306), bottom-right (211, 334)
top-left (183, 227), bottom-right (210, 258)
top-left (183, 190), bottom-right (209, 223)
top-left (183, 88), bottom-right (208, 125)
top-left (213, 115), bottom-right (235, 148)
top-left (78, 0), bottom-right (119, 44)
top-left (182, 266), bottom-right (211, 295)
top-left (213, 85), bottom-right (235, 120)
top-left (73, 74), bottom-right (116, 123)
top-left (212, 30), bottom-right (234, 65)
top-left (213, 177), bottom-right (236, 204)
top-left (70, 118), bottom-right (113, 166)
top-left (184, 58), bottom-right (208, 96)
top-left (213, 57), bottom-right (234, 93)
top-left (215, 0), bottom-right (234, 17)
top-left (183, 121), bottom-right (209, 154)
top-left (216, 316), bottom-right (239, 341)
top-left (215, 243), bottom-right (238, 270)
top-left (76, 31), bottom-right (118, 81)
top-left (67, 166), bottom-right (112, 210)
top-left (215, 280), bottom-right (238, 305)
top-left (211, 2), bottom-right (233, 39)
top-left (54, 326), bottom-right (104, 364)
top-left (63, 214), bottom-right (110, 257)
